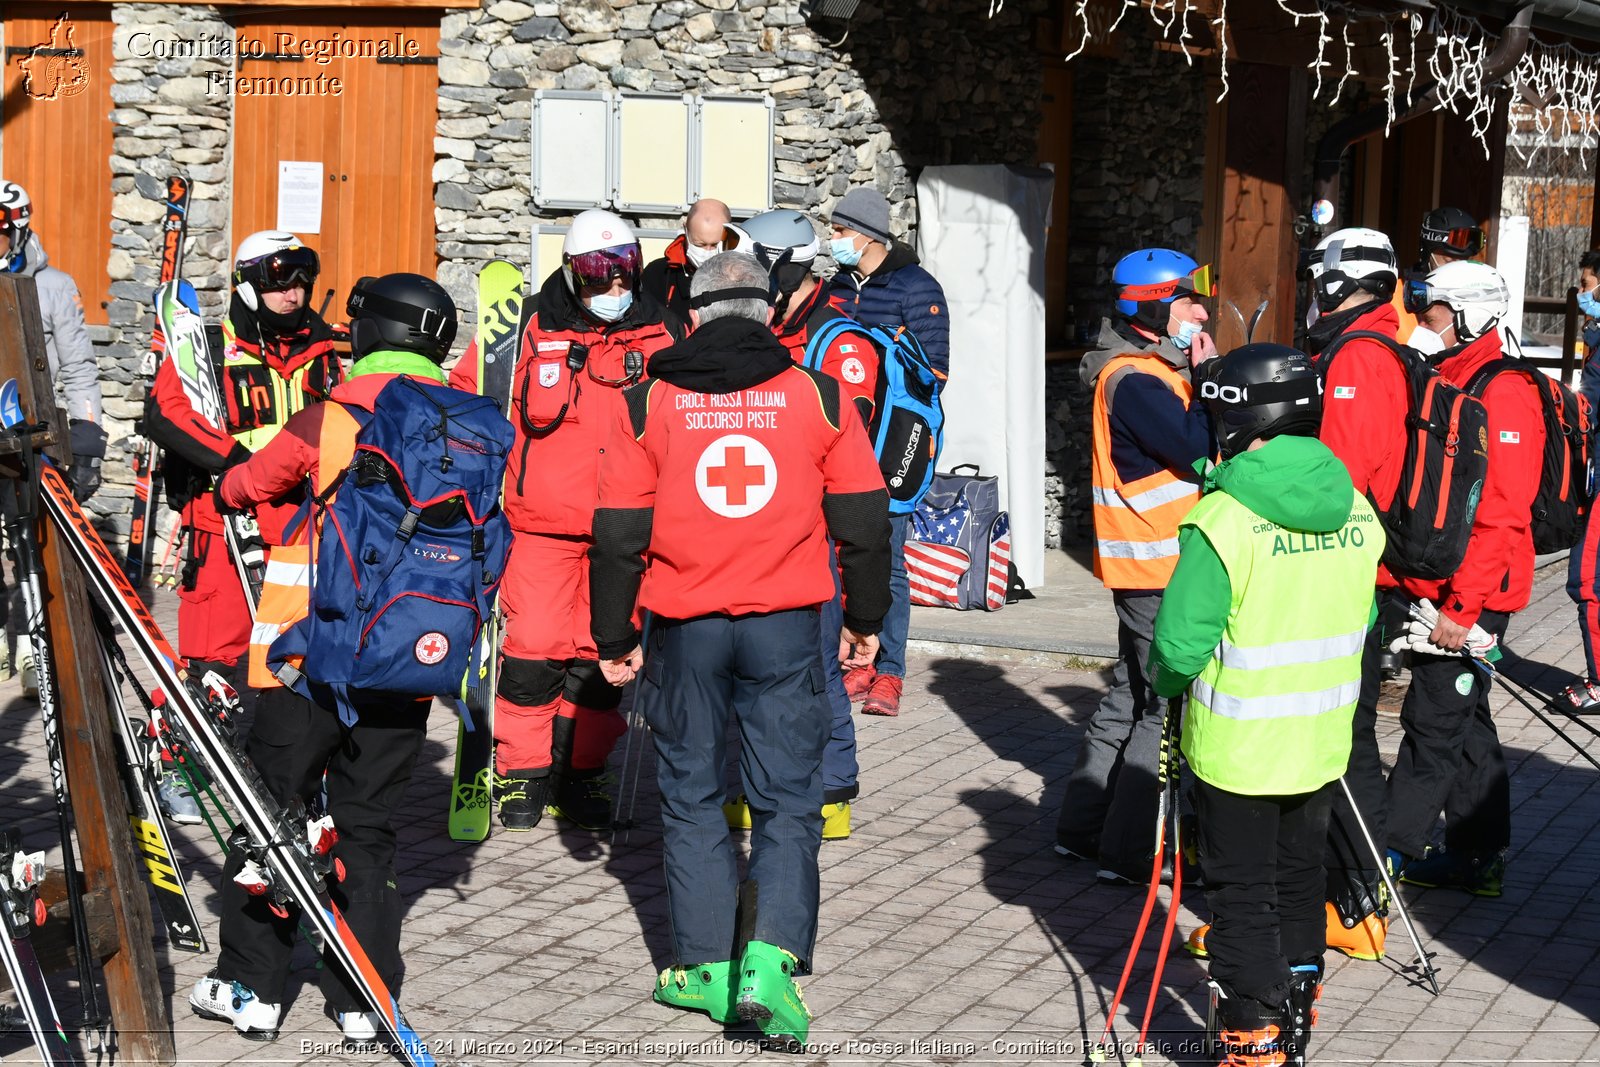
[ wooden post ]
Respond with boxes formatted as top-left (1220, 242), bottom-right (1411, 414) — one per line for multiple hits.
top-left (0, 275), bottom-right (174, 1065)
top-left (1212, 61), bottom-right (1304, 349)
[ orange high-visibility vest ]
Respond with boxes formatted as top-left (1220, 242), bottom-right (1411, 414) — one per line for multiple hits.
top-left (1089, 354), bottom-right (1201, 590)
top-left (246, 404), bottom-right (362, 689)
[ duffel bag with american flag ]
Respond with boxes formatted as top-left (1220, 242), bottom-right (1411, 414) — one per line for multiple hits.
top-left (906, 465), bottom-right (1012, 611)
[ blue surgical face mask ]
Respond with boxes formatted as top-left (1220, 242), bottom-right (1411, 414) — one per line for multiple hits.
top-left (830, 235), bottom-right (863, 268)
top-left (587, 290), bottom-right (632, 323)
top-left (1171, 319), bottom-right (1204, 350)
top-left (1579, 288), bottom-right (1600, 320)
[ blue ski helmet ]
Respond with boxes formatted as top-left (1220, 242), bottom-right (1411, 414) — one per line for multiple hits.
top-left (1112, 248), bottom-right (1213, 333)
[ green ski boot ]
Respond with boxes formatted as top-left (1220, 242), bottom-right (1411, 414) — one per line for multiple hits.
top-left (653, 962), bottom-right (737, 1025)
top-left (735, 941), bottom-right (811, 1051)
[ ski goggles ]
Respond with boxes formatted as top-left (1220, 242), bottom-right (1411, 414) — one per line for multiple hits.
top-left (565, 243), bottom-right (642, 291)
top-left (0, 204), bottom-right (29, 228)
top-left (1118, 263), bottom-right (1214, 303)
top-left (241, 245), bottom-right (320, 292)
top-left (1420, 224), bottom-right (1484, 259)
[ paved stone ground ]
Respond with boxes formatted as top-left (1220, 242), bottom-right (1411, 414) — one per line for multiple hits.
top-left (2, 563), bottom-right (1599, 1066)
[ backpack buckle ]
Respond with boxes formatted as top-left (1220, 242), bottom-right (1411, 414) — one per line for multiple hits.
top-left (397, 510), bottom-right (419, 543)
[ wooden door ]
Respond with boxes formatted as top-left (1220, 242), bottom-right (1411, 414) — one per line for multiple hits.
top-left (2, 5), bottom-right (114, 323)
top-left (231, 13), bottom-right (439, 320)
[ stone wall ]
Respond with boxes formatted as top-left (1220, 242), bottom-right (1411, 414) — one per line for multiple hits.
top-left (95, 3), bottom-right (233, 538)
top-left (1045, 24), bottom-right (1210, 548)
top-left (432, 0), bottom-right (1047, 318)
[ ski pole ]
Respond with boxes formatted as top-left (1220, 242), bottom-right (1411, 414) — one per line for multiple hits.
top-left (1336, 776), bottom-right (1440, 996)
top-left (1130, 697), bottom-right (1186, 1067)
top-left (1491, 670), bottom-right (1600, 741)
top-left (1090, 697), bottom-right (1181, 1065)
top-left (7, 430), bottom-right (106, 1048)
top-left (612, 612), bottom-right (654, 845)
top-left (1470, 657), bottom-right (1600, 772)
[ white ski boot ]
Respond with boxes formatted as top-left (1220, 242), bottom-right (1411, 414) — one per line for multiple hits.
top-left (189, 973), bottom-right (281, 1041)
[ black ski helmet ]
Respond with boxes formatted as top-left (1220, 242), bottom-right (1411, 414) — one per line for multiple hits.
top-left (1418, 206), bottom-right (1484, 261)
top-left (1198, 343), bottom-right (1323, 459)
top-left (346, 273), bottom-right (457, 362)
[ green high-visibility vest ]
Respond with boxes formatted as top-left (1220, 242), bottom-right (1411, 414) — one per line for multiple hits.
top-left (1181, 487), bottom-right (1385, 796)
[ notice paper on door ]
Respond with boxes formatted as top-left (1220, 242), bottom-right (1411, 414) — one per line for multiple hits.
top-left (277, 161), bottom-right (323, 234)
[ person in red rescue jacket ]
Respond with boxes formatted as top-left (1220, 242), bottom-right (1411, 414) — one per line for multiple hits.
top-left (191, 273), bottom-right (456, 1046)
top-left (449, 209), bottom-right (680, 833)
top-left (1385, 261), bottom-right (1541, 897)
top-left (588, 252), bottom-right (890, 1050)
top-left (640, 198), bottom-right (743, 330)
top-left (1298, 226), bottom-right (1410, 958)
top-left (143, 231), bottom-right (340, 694)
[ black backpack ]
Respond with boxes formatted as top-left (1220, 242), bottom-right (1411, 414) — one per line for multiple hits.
top-left (1318, 330), bottom-right (1490, 580)
top-left (1464, 356), bottom-right (1592, 554)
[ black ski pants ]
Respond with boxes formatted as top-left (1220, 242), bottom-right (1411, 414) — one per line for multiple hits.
top-left (1195, 777), bottom-right (1333, 1010)
top-left (1385, 609), bottom-right (1512, 858)
top-left (215, 684), bottom-right (429, 1012)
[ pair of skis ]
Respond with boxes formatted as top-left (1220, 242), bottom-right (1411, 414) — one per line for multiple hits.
top-left (125, 176), bottom-right (190, 587)
top-left (33, 454), bottom-right (440, 1067)
top-left (448, 260), bottom-right (523, 842)
top-left (151, 282), bottom-right (267, 610)
top-left (0, 832), bottom-right (79, 1066)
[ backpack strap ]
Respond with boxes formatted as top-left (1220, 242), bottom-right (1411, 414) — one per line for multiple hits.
top-left (802, 315), bottom-right (866, 372)
top-left (1317, 329), bottom-right (1425, 411)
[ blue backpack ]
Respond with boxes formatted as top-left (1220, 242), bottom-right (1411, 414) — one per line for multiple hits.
top-left (803, 317), bottom-right (944, 515)
top-left (272, 377), bottom-right (514, 721)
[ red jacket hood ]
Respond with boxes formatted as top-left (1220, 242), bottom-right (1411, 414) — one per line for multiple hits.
top-left (663, 233), bottom-right (688, 268)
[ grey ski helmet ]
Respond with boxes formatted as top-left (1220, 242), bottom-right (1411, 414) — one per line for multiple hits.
top-left (1198, 343), bottom-right (1324, 459)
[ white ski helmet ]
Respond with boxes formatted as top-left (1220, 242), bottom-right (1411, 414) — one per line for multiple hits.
top-left (561, 209), bottom-right (642, 297)
top-left (0, 180), bottom-right (32, 271)
top-left (1405, 259), bottom-right (1510, 343)
top-left (1307, 227), bottom-right (1398, 312)
top-left (233, 230), bottom-right (319, 311)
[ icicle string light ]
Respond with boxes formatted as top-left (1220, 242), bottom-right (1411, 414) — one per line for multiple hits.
top-left (1035, 0), bottom-right (1600, 157)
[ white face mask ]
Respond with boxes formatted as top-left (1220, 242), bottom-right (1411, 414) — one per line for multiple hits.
top-left (685, 242), bottom-right (718, 269)
top-left (1408, 325), bottom-right (1446, 355)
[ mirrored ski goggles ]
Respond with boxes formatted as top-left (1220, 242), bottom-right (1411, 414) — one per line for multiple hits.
top-left (1421, 225), bottom-right (1484, 259)
top-left (242, 246), bottom-right (320, 292)
top-left (565, 244), bottom-right (642, 291)
top-left (1119, 263), bottom-right (1214, 303)
top-left (1401, 276), bottom-right (1439, 314)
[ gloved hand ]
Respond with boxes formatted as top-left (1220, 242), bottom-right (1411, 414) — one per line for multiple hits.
top-left (1389, 600), bottom-right (1499, 660)
top-left (68, 419), bottom-right (107, 502)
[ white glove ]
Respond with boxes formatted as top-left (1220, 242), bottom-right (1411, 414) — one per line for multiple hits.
top-left (1390, 600), bottom-right (1498, 660)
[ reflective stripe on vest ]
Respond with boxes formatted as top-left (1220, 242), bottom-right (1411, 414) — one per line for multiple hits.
top-left (1089, 355), bottom-right (1200, 589)
top-left (244, 403), bottom-right (361, 689)
top-left (223, 320), bottom-right (329, 452)
top-left (1179, 486), bottom-right (1385, 796)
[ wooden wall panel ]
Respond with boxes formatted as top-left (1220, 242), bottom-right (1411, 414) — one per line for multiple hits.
top-left (1213, 61), bottom-right (1302, 349)
top-left (232, 13), bottom-right (438, 320)
top-left (2, 6), bottom-right (115, 324)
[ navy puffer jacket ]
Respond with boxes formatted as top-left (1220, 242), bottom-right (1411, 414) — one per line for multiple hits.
top-left (827, 243), bottom-right (950, 377)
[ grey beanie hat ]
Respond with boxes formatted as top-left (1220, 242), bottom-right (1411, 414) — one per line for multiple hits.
top-left (830, 187), bottom-right (892, 245)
